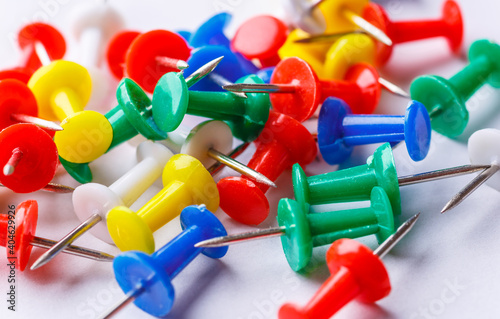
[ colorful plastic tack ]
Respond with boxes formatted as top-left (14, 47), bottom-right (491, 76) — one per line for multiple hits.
top-left (223, 56), bottom-right (381, 121)
top-left (54, 78), bottom-right (167, 183)
top-left (100, 205), bottom-right (227, 318)
top-left (317, 97), bottom-right (431, 164)
top-left (231, 15), bottom-right (288, 68)
top-left (157, 120), bottom-right (274, 186)
top-left (217, 111), bottom-right (317, 225)
top-left (152, 71), bottom-right (271, 142)
top-left (106, 154), bottom-right (219, 253)
top-left (256, 66), bottom-right (275, 83)
top-left (189, 12), bottom-right (259, 74)
top-left (363, 0), bottom-right (463, 65)
top-left (106, 30), bottom-right (140, 79)
top-left (0, 200), bottom-right (114, 271)
top-left (0, 124), bottom-right (58, 193)
top-left (122, 29), bottom-right (191, 92)
top-left (28, 60), bottom-right (92, 122)
top-left (278, 214), bottom-right (419, 319)
top-left (0, 79), bottom-right (62, 132)
top-left (0, 67), bottom-right (32, 84)
top-left (281, 0), bottom-right (327, 35)
top-left (29, 141), bottom-right (174, 270)
top-left (410, 39), bottom-right (500, 137)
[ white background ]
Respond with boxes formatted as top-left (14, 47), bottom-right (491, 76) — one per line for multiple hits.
top-left (1, 0), bottom-right (500, 318)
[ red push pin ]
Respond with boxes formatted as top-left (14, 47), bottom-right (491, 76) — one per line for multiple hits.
top-left (0, 67), bottom-right (32, 84)
top-left (0, 79), bottom-right (62, 132)
top-left (0, 124), bottom-right (58, 193)
top-left (106, 31), bottom-right (140, 79)
top-left (231, 15), bottom-right (288, 68)
top-left (0, 200), bottom-right (114, 271)
top-left (363, 0), bottom-right (463, 65)
top-left (11, 22), bottom-right (65, 75)
top-left (106, 30), bottom-right (191, 92)
top-left (279, 213), bottom-right (419, 319)
top-left (217, 111), bottom-right (317, 225)
top-left (224, 57), bottom-right (381, 122)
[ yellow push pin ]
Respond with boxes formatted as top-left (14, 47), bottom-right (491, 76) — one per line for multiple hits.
top-left (28, 60), bottom-right (92, 121)
top-left (106, 154), bottom-right (219, 254)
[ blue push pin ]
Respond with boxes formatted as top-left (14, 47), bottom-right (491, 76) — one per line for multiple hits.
top-left (256, 66), bottom-right (275, 84)
top-left (185, 45), bottom-right (247, 97)
top-left (99, 205), bottom-right (228, 318)
top-left (189, 13), bottom-right (258, 74)
top-left (318, 97), bottom-right (431, 164)
top-left (177, 30), bottom-right (191, 42)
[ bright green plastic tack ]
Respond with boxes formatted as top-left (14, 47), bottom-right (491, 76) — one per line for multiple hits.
top-left (277, 186), bottom-right (395, 272)
top-left (292, 143), bottom-right (401, 215)
top-left (410, 39), bottom-right (500, 137)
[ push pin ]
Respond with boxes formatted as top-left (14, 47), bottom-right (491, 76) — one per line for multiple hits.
top-left (317, 97), bottom-right (431, 164)
top-left (223, 56), bottom-right (382, 121)
top-left (442, 129), bottom-right (500, 213)
top-left (217, 111), bottom-right (316, 225)
top-left (278, 213), bottom-right (419, 319)
top-left (98, 205), bottom-right (227, 318)
top-left (0, 67), bottom-right (32, 84)
top-left (0, 200), bottom-right (114, 271)
top-left (231, 15), bottom-right (288, 68)
top-left (0, 124), bottom-right (59, 193)
top-left (281, 0), bottom-right (328, 35)
top-left (0, 79), bottom-right (62, 132)
top-left (106, 30), bottom-right (140, 79)
top-left (70, 1), bottom-right (124, 104)
top-left (200, 186), bottom-right (397, 271)
top-left (29, 141), bottom-right (174, 270)
top-left (157, 120), bottom-right (275, 187)
top-left (411, 39), bottom-right (500, 137)
top-left (115, 29), bottom-right (191, 92)
top-left (362, 0), bottom-right (463, 65)
top-left (54, 58), bottom-right (218, 183)
top-left (185, 45), bottom-right (248, 98)
top-left (106, 154), bottom-right (219, 253)
top-left (152, 67), bottom-right (271, 142)
top-left (189, 12), bottom-right (259, 74)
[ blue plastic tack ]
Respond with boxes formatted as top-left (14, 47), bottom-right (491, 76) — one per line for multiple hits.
top-left (256, 66), bottom-right (275, 83)
top-left (189, 13), bottom-right (258, 74)
top-left (318, 97), bottom-right (431, 164)
top-left (177, 30), bottom-right (192, 42)
top-left (185, 45), bottom-right (247, 92)
top-left (112, 205), bottom-right (228, 317)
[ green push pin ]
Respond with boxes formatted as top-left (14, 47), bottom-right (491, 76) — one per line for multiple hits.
top-left (411, 39), bottom-right (500, 137)
top-left (152, 71), bottom-right (271, 142)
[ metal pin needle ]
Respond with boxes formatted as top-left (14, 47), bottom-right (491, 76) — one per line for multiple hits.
top-left (30, 236), bottom-right (114, 262)
top-left (185, 56), bottom-right (223, 88)
top-left (10, 113), bottom-right (64, 131)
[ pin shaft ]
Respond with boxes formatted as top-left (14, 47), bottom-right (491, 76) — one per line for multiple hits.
top-left (155, 56), bottom-right (189, 70)
top-left (10, 113), bottom-right (63, 131)
top-left (185, 56), bottom-right (223, 88)
top-left (374, 213), bottom-right (420, 258)
top-left (3, 148), bottom-right (23, 176)
top-left (342, 9), bottom-right (393, 46)
top-left (223, 83), bottom-right (296, 94)
top-left (397, 165), bottom-right (491, 186)
top-left (208, 143), bottom-right (249, 175)
top-left (293, 31), bottom-right (366, 44)
top-left (441, 165), bottom-right (500, 214)
top-left (195, 226), bottom-right (286, 248)
top-left (0, 182), bottom-right (74, 193)
top-left (209, 73), bottom-right (247, 98)
top-left (30, 214), bottom-right (103, 270)
top-left (207, 148), bottom-right (276, 188)
top-left (30, 236), bottom-right (114, 262)
top-left (378, 78), bottom-right (410, 99)
top-left (34, 41), bottom-right (51, 66)
top-left (98, 289), bottom-right (138, 319)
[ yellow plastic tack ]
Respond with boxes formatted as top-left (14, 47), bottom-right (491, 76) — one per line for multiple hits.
top-left (54, 111), bottom-right (113, 164)
top-left (323, 33), bottom-right (376, 80)
top-left (319, 0), bottom-right (369, 34)
top-left (278, 29), bottom-right (327, 76)
top-left (28, 60), bottom-right (92, 121)
top-left (107, 154), bottom-right (219, 253)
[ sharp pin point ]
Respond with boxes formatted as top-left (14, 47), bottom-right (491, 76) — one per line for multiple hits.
top-left (378, 77), bottom-right (410, 98)
top-left (10, 113), bottom-right (63, 131)
top-left (374, 213), bottom-right (420, 259)
top-left (3, 148), bottom-right (23, 176)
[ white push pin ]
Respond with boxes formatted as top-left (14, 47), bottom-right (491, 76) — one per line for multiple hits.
top-left (442, 128), bottom-right (500, 213)
top-left (30, 141), bottom-right (173, 270)
top-left (70, 1), bottom-right (124, 106)
top-left (157, 120), bottom-right (276, 187)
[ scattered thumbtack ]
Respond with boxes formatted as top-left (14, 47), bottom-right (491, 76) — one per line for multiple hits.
top-left (98, 205), bottom-right (227, 319)
top-left (0, 200), bottom-right (114, 271)
top-left (317, 97), bottom-right (431, 164)
top-left (278, 213), bottom-right (420, 319)
top-left (106, 30), bottom-right (140, 79)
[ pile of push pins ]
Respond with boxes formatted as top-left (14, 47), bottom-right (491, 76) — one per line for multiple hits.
top-left (2, 0), bottom-right (500, 318)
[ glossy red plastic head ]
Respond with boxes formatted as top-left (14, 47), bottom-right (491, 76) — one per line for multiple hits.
top-left (0, 124), bottom-right (58, 193)
top-left (0, 79), bottom-right (38, 130)
top-left (441, 0), bottom-right (464, 52)
top-left (278, 239), bottom-right (391, 319)
top-left (361, 4), bottom-right (393, 66)
top-left (0, 67), bottom-right (32, 84)
top-left (231, 15), bottom-right (288, 67)
top-left (0, 200), bottom-right (38, 271)
top-left (106, 30), bottom-right (141, 79)
top-left (341, 63), bottom-right (380, 114)
top-left (18, 23), bottom-right (66, 72)
top-left (125, 30), bottom-right (191, 93)
top-left (270, 57), bottom-right (321, 122)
